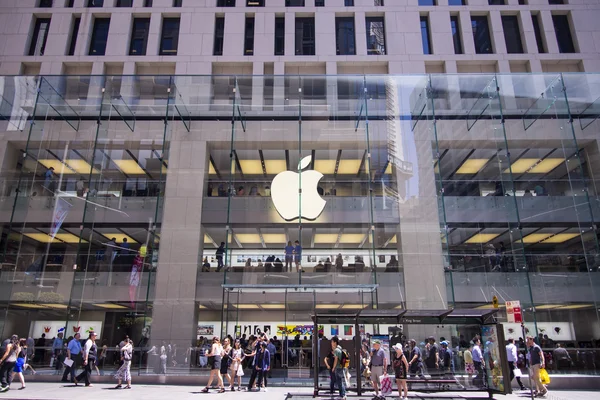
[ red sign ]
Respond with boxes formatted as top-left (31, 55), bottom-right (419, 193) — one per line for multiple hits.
top-left (506, 301), bottom-right (523, 323)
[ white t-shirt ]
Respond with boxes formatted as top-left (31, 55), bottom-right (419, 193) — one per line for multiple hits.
top-left (506, 343), bottom-right (518, 362)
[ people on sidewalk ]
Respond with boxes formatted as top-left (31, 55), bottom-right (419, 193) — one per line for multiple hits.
top-left (392, 343), bottom-right (409, 400)
top-left (61, 333), bottom-right (82, 383)
top-left (0, 335), bottom-right (19, 392)
top-left (331, 336), bottom-right (346, 400)
top-left (202, 337), bottom-right (225, 393)
top-left (506, 338), bottom-right (526, 391)
top-left (527, 335), bottom-right (548, 397)
top-left (114, 339), bottom-right (133, 389)
top-left (74, 332), bottom-right (98, 387)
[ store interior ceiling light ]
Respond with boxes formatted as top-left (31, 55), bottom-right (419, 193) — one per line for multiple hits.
top-left (521, 233), bottom-right (554, 244)
top-left (101, 233), bottom-right (137, 244)
top-left (260, 304), bottom-right (286, 309)
top-left (394, 305), bottom-right (403, 309)
top-left (93, 303), bottom-right (129, 309)
top-left (38, 159), bottom-right (74, 174)
top-left (341, 304), bottom-right (367, 309)
top-left (528, 158), bottom-right (564, 174)
top-left (238, 160), bottom-right (264, 175)
top-left (264, 160), bottom-right (287, 175)
top-left (204, 234), bottom-right (213, 244)
top-left (475, 304), bottom-right (506, 309)
top-left (41, 303), bottom-right (68, 309)
top-left (64, 159), bottom-right (100, 175)
top-left (113, 159), bottom-right (146, 175)
top-left (389, 235), bottom-right (397, 244)
top-left (535, 304), bottom-right (562, 310)
top-left (23, 232), bottom-right (85, 244)
top-left (198, 304), bottom-right (208, 309)
top-left (465, 233), bottom-right (500, 244)
top-left (209, 161), bottom-right (216, 175)
top-left (314, 159), bottom-right (364, 175)
top-left (505, 158), bottom-right (539, 174)
top-left (339, 234), bottom-right (367, 244)
top-left (557, 304), bottom-right (592, 310)
top-left (261, 234), bottom-right (287, 243)
top-left (456, 159), bottom-right (488, 174)
top-left (11, 303), bottom-right (46, 309)
top-left (235, 234), bottom-right (262, 243)
top-left (232, 304), bottom-right (260, 309)
top-left (540, 233), bottom-right (580, 244)
top-left (315, 304), bottom-right (341, 309)
top-left (314, 234), bottom-right (340, 244)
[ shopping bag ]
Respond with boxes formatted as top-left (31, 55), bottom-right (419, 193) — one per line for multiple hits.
top-left (513, 368), bottom-right (522, 378)
top-left (379, 373), bottom-right (393, 396)
top-left (237, 364), bottom-right (245, 377)
top-left (539, 368), bottom-right (551, 385)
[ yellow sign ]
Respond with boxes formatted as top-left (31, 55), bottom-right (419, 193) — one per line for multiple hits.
top-left (492, 295), bottom-right (499, 309)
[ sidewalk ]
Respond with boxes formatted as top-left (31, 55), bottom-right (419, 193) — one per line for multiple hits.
top-left (0, 383), bottom-right (596, 400)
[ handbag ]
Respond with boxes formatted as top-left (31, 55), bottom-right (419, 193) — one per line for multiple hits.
top-left (237, 364), bottom-right (244, 376)
top-left (379, 373), bottom-right (393, 396)
top-left (513, 367), bottom-right (522, 378)
top-left (539, 368), bottom-right (550, 385)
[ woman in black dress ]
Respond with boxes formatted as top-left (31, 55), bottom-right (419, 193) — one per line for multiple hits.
top-left (392, 343), bottom-right (409, 400)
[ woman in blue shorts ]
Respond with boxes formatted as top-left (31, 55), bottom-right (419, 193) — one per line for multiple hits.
top-left (12, 338), bottom-right (27, 390)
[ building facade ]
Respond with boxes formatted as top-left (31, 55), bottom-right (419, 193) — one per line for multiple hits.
top-left (0, 0), bottom-right (599, 383)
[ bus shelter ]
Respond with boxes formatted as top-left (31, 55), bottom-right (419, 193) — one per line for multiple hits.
top-left (311, 308), bottom-right (510, 398)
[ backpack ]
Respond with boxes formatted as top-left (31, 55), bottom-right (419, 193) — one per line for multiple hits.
top-left (340, 348), bottom-right (350, 368)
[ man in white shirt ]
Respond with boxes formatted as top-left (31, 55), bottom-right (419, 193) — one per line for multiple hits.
top-left (506, 338), bottom-right (526, 391)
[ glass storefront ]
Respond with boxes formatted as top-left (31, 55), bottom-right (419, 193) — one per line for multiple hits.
top-left (0, 73), bottom-right (598, 382)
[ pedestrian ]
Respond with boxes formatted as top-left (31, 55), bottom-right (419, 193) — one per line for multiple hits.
top-left (114, 339), bottom-right (133, 389)
top-left (202, 337), bottom-right (225, 393)
top-left (527, 335), bottom-right (548, 397)
top-left (0, 335), bottom-right (19, 392)
top-left (324, 345), bottom-right (336, 395)
top-left (74, 331), bottom-right (98, 387)
top-left (216, 242), bottom-right (225, 272)
top-left (159, 347), bottom-right (167, 374)
top-left (246, 336), bottom-right (262, 390)
top-left (407, 339), bottom-right (424, 378)
top-left (464, 343), bottom-right (475, 382)
top-left (267, 339), bottom-right (276, 378)
top-left (284, 241), bottom-right (294, 272)
top-left (229, 339), bottom-right (245, 391)
top-left (472, 338), bottom-right (485, 388)
top-left (392, 343), bottom-right (409, 400)
top-left (506, 338), bottom-right (526, 390)
top-left (439, 341), bottom-right (453, 377)
top-left (425, 336), bottom-right (439, 377)
top-left (61, 332), bottom-right (82, 383)
top-left (52, 332), bottom-right (64, 374)
top-left (255, 341), bottom-right (270, 392)
top-left (294, 240), bottom-right (303, 272)
top-left (370, 339), bottom-right (388, 399)
top-left (11, 339), bottom-right (27, 390)
top-left (220, 338), bottom-right (233, 389)
top-left (331, 336), bottom-right (346, 400)
top-left (35, 333), bottom-right (46, 364)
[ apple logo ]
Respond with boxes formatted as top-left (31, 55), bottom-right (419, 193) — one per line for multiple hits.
top-left (271, 155), bottom-right (326, 221)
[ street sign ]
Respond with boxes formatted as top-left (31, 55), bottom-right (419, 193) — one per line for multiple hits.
top-left (492, 295), bottom-right (499, 309)
top-left (506, 300), bottom-right (523, 323)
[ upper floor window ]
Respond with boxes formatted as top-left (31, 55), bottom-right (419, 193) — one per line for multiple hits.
top-left (144, 0), bottom-right (153, 6)
top-left (365, 17), bottom-right (386, 55)
top-left (65, 0), bottom-right (74, 7)
top-left (38, 0), bottom-right (53, 7)
top-left (173, 0), bottom-right (182, 6)
top-left (502, 15), bottom-right (523, 54)
top-left (448, 0), bottom-right (465, 4)
top-left (160, 17), bottom-right (180, 55)
top-left (450, 16), bottom-right (463, 54)
top-left (471, 15), bottom-right (493, 54)
top-left (213, 16), bottom-right (225, 55)
top-left (532, 14), bottom-right (546, 53)
top-left (89, 18), bottom-right (110, 55)
top-left (488, 0), bottom-right (505, 4)
top-left (116, 0), bottom-right (133, 6)
top-left (418, 0), bottom-right (436, 5)
top-left (130, 18), bottom-right (150, 55)
top-left (552, 14), bottom-right (575, 53)
top-left (548, 0), bottom-right (565, 4)
top-left (295, 17), bottom-right (315, 55)
top-left (87, 0), bottom-right (103, 6)
top-left (217, 0), bottom-right (235, 5)
top-left (286, 0), bottom-right (305, 6)
top-left (336, 17), bottom-right (356, 55)
top-left (67, 17), bottom-right (80, 56)
top-left (247, 0), bottom-right (264, 5)
top-left (244, 16), bottom-right (255, 55)
top-left (374, 0), bottom-right (384, 5)
top-left (28, 18), bottom-right (51, 56)
top-left (315, 0), bottom-right (325, 6)
top-left (344, 0), bottom-right (354, 6)
top-left (275, 16), bottom-right (285, 55)
top-left (420, 16), bottom-right (432, 54)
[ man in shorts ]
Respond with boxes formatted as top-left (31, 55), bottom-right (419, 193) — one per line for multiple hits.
top-left (370, 340), bottom-right (388, 400)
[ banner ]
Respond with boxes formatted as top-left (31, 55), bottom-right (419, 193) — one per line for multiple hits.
top-left (50, 197), bottom-right (72, 239)
top-left (129, 255), bottom-right (143, 307)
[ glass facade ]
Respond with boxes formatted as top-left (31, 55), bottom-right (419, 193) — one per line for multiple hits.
top-left (0, 73), bottom-right (599, 384)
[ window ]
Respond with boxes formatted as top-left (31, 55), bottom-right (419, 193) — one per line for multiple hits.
top-left (502, 15), bottom-right (523, 53)
top-left (38, 0), bottom-right (53, 7)
top-left (116, 0), bottom-right (132, 6)
top-left (173, 0), bottom-right (182, 6)
top-left (286, 0), bottom-right (305, 6)
top-left (488, 0), bottom-right (505, 4)
top-left (532, 14), bottom-right (545, 53)
top-left (28, 18), bottom-right (51, 56)
top-left (213, 16), bottom-right (225, 55)
top-left (129, 18), bottom-right (150, 55)
top-left (344, 0), bottom-right (354, 6)
top-left (247, 0), bottom-right (264, 5)
top-left (315, 0), bottom-right (324, 6)
top-left (87, 0), bottom-right (103, 6)
top-left (275, 16), bottom-right (285, 55)
top-left (418, 0), bottom-right (436, 5)
top-left (518, 0), bottom-right (527, 4)
top-left (471, 15), bottom-right (493, 54)
top-left (217, 0), bottom-right (235, 5)
top-left (552, 14), bottom-right (575, 53)
top-left (89, 18), bottom-right (110, 55)
top-left (67, 17), bottom-right (80, 56)
top-left (159, 17), bottom-right (180, 55)
top-left (365, 17), bottom-right (386, 55)
top-left (65, 0), bottom-right (74, 7)
top-left (295, 17), bottom-right (315, 55)
top-left (450, 16), bottom-right (463, 54)
top-left (244, 16), bottom-right (255, 55)
top-left (374, 0), bottom-right (384, 5)
top-left (335, 17), bottom-right (356, 55)
top-left (548, 0), bottom-right (565, 4)
top-left (420, 16), bottom-right (432, 54)
top-left (448, 0), bottom-right (465, 4)
top-left (144, 0), bottom-right (153, 6)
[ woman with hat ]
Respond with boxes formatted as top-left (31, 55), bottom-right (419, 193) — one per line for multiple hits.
top-left (392, 343), bottom-right (409, 400)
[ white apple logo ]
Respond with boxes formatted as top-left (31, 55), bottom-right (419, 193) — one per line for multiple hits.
top-left (271, 155), bottom-right (326, 221)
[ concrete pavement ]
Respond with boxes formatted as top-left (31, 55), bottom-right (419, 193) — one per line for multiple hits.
top-left (0, 383), bottom-right (596, 400)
